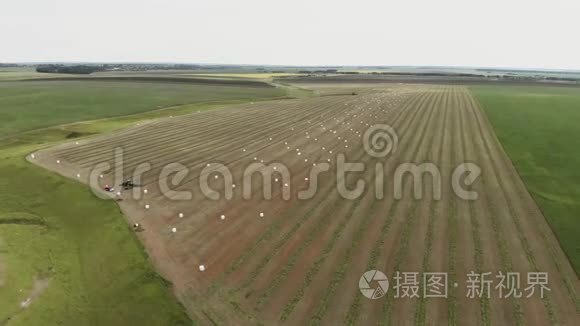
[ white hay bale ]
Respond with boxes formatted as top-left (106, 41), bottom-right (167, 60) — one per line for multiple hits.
top-left (56, 160), bottom-right (60, 164)
top-left (143, 189), bottom-right (148, 194)
top-left (145, 204), bottom-right (150, 209)
top-left (76, 173), bottom-right (81, 178)
top-left (259, 212), bottom-right (264, 217)
top-left (179, 213), bottom-right (184, 218)
top-left (220, 214), bottom-right (225, 220)
top-left (171, 227), bottom-right (177, 233)
top-left (199, 265), bottom-right (206, 272)
top-left (99, 174), bottom-right (103, 179)
top-left (232, 184), bottom-right (236, 188)
top-left (31, 154), bottom-right (35, 159)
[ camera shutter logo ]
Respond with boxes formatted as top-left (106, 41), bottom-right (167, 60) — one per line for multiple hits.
top-left (359, 270), bottom-right (389, 299)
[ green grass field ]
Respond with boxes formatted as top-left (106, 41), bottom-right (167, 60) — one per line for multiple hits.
top-left (0, 80), bottom-right (284, 138)
top-left (473, 85), bottom-right (580, 273)
top-left (0, 80), bottom-right (286, 325)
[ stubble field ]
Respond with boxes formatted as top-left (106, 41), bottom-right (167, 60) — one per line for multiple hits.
top-left (32, 85), bottom-right (578, 325)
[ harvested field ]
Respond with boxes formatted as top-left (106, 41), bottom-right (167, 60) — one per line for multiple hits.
top-left (31, 85), bottom-right (578, 325)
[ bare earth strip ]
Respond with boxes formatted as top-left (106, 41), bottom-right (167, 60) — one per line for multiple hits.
top-left (30, 85), bottom-right (579, 325)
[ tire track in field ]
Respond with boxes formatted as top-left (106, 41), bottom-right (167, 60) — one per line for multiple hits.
top-left (166, 101), bottom-right (368, 238)
top-left (174, 93), bottom-right (410, 324)
top-left (389, 87), bottom-right (449, 325)
top-left (445, 89), bottom-right (460, 325)
top-left (282, 90), bottom-right (440, 325)
top-left (460, 91), bottom-right (489, 324)
top-left (380, 88), bottom-right (445, 326)
top-left (57, 98), bottom-right (318, 156)
top-left (219, 95), bottom-right (412, 276)
top-left (445, 88), bottom-right (482, 326)
top-left (457, 87), bottom-right (520, 325)
top-left (151, 98), bottom-right (366, 189)
top-left (423, 89), bottom-right (456, 325)
top-left (190, 92), bottom-right (408, 320)
top-left (181, 95), bottom-right (404, 262)
top-left (119, 99), bottom-right (342, 169)
top-left (56, 102), bottom-right (288, 159)
top-left (137, 97), bottom-right (367, 193)
top-left (265, 91), bottom-right (435, 323)
top-left (197, 92), bottom-right (413, 298)
top-left (232, 92), bottom-right (425, 297)
top-left (461, 89), bottom-right (552, 325)
top-left (347, 88), bottom-right (443, 325)
top-left (278, 88), bottom-right (438, 325)
top-left (336, 88), bottom-right (449, 326)
top-left (414, 88), bottom-right (450, 326)
top-left (58, 98), bottom-right (330, 168)
top-left (156, 94), bottom-right (394, 324)
top-left (376, 89), bottom-right (446, 324)
top-left (69, 98), bottom-right (336, 170)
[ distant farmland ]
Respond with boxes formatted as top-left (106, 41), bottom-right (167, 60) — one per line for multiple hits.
top-left (33, 85), bottom-right (579, 325)
top-left (0, 79), bottom-right (284, 138)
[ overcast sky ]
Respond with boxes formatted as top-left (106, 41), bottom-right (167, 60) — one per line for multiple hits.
top-left (1, 0), bottom-right (579, 70)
